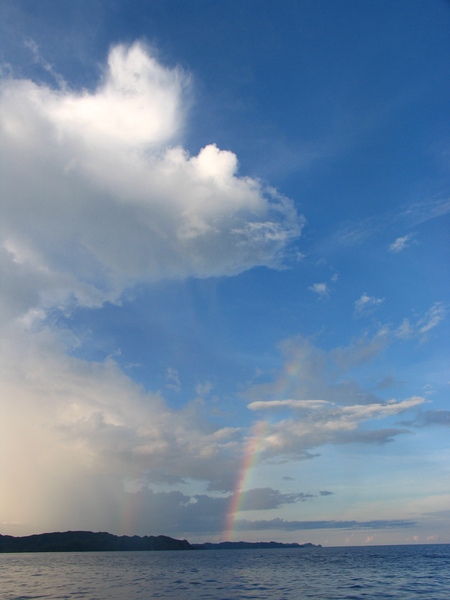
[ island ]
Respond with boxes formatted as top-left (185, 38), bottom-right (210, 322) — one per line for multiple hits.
top-left (0, 531), bottom-right (191, 552)
top-left (192, 541), bottom-right (321, 550)
top-left (0, 531), bottom-right (321, 553)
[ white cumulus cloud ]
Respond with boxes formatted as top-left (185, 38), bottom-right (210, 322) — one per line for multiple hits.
top-left (0, 41), bottom-right (303, 325)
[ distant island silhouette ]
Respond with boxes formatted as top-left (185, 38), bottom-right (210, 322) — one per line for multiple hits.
top-left (191, 541), bottom-right (320, 550)
top-left (0, 531), bottom-right (321, 553)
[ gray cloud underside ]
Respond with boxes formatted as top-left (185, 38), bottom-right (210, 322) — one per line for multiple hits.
top-left (97, 487), bottom-right (327, 535)
top-left (237, 488), bottom-right (314, 511)
top-left (405, 410), bottom-right (450, 428)
top-left (115, 488), bottom-right (415, 536)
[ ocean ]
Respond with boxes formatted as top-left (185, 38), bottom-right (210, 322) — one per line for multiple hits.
top-left (1, 544), bottom-right (449, 599)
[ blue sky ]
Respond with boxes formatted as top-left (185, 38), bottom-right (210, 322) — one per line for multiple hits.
top-left (0, 0), bottom-right (449, 546)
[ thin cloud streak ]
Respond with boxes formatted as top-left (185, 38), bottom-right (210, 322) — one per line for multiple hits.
top-left (388, 234), bottom-right (415, 253)
top-left (235, 518), bottom-right (417, 532)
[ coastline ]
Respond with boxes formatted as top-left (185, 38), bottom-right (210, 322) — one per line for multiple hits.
top-left (0, 530), bottom-right (320, 553)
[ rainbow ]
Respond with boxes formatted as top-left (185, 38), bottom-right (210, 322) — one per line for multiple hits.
top-left (224, 420), bottom-right (269, 541)
top-left (223, 344), bottom-right (309, 540)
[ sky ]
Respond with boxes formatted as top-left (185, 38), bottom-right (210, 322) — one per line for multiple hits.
top-left (0, 0), bottom-right (449, 547)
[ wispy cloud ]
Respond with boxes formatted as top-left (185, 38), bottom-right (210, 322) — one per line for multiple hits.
top-left (400, 198), bottom-right (450, 227)
top-left (248, 399), bottom-right (329, 411)
top-left (395, 302), bottom-right (446, 339)
top-left (354, 292), bottom-right (384, 316)
top-left (196, 381), bottom-right (213, 397)
top-left (331, 326), bottom-right (391, 370)
top-left (237, 487), bottom-right (314, 511)
top-left (417, 302), bottom-right (446, 334)
top-left (375, 375), bottom-right (402, 390)
top-left (235, 517), bottom-right (416, 531)
top-left (318, 197), bottom-right (448, 257)
top-left (334, 217), bottom-right (381, 248)
top-left (24, 37), bottom-right (68, 91)
top-left (246, 302), bottom-right (443, 412)
top-left (388, 233), bottom-right (415, 253)
top-left (166, 367), bottom-right (181, 392)
top-left (308, 282), bottom-right (329, 298)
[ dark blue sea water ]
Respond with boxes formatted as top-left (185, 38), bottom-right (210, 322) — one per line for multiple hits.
top-left (1, 544), bottom-right (449, 599)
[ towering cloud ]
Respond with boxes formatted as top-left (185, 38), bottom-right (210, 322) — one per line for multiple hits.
top-left (1, 41), bottom-right (303, 326)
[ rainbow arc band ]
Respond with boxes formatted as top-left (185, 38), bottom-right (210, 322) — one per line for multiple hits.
top-left (224, 420), bottom-right (269, 541)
